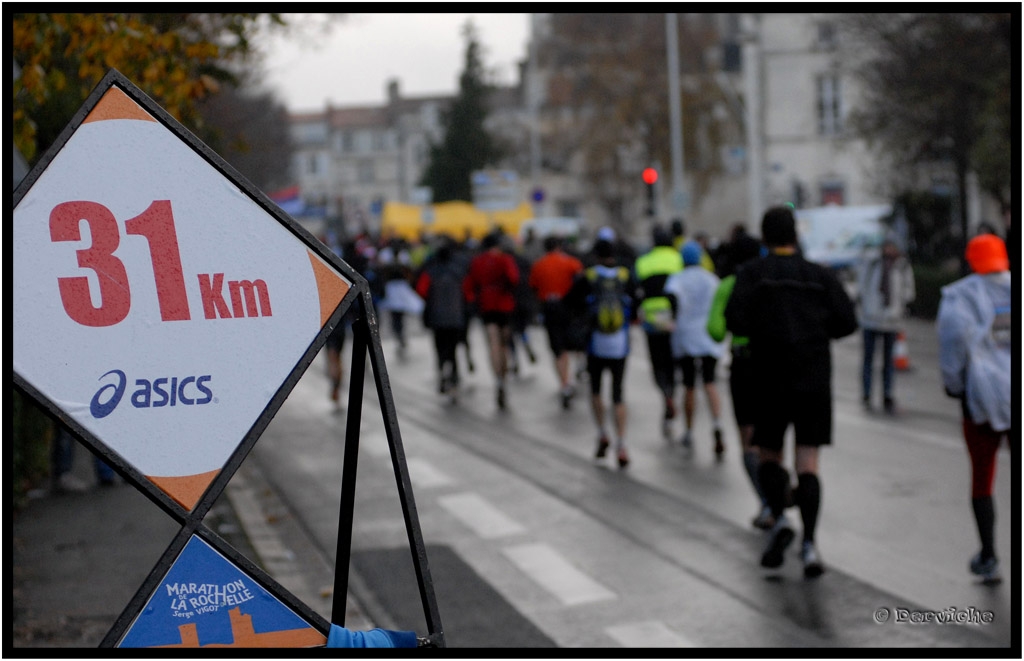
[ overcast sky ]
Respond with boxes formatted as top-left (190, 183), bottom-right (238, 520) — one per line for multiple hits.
top-left (261, 13), bottom-right (531, 112)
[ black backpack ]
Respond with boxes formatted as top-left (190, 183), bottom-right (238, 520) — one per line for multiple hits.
top-left (424, 264), bottom-right (466, 330)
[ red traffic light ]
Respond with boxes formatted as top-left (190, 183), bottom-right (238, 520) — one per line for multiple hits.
top-left (642, 167), bottom-right (658, 185)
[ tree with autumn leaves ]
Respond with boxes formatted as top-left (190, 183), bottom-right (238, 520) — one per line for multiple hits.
top-left (12, 13), bottom-right (293, 178)
top-left (11, 12), bottom-right (317, 504)
top-left (536, 14), bottom-right (736, 231)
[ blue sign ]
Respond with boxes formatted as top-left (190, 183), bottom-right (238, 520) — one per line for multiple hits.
top-left (118, 536), bottom-right (324, 648)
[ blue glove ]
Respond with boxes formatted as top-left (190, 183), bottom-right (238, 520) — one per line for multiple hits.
top-left (326, 624), bottom-right (418, 648)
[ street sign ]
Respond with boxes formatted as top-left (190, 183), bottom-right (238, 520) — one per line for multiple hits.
top-left (118, 535), bottom-right (325, 648)
top-left (14, 75), bottom-right (351, 511)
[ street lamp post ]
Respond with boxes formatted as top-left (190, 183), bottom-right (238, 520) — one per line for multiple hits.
top-left (666, 13), bottom-right (686, 216)
top-left (742, 13), bottom-right (765, 234)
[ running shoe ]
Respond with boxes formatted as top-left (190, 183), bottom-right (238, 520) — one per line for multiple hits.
top-left (713, 427), bottom-right (725, 459)
top-left (801, 541), bottom-right (825, 578)
top-left (617, 448), bottom-right (630, 469)
top-left (969, 553), bottom-right (1002, 584)
top-left (680, 431), bottom-right (693, 449)
top-left (760, 516), bottom-right (795, 569)
top-left (594, 435), bottom-right (610, 459)
top-left (497, 386), bottom-right (507, 411)
top-left (561, 385), bottom-right (576, 410)
top-left (661, 418), bottom-right (673, 440)
top-left (752, 505), bottom-right (775, 530)
top-left (883, 397), bottom-right (897, 415)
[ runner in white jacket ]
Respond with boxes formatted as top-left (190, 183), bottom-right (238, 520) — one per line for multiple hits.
top-left (936, 233), bottom-right (1011, 585)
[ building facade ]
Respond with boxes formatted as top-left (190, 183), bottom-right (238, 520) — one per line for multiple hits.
top-left (286, 13), bottom-right (997, 245)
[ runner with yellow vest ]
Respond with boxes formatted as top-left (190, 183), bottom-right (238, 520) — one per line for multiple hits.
top-left (634, 226), bottom-right (684, 438)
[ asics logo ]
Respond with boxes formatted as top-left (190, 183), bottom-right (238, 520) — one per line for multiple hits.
top-left (90, 369), bottom-right (214, 419)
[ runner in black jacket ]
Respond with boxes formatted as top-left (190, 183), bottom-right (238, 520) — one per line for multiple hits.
top-left (725, 206), bottom-right (857, 578)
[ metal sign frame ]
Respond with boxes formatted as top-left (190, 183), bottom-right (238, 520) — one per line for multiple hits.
top-left (12, 69), bottom-right (444, 648)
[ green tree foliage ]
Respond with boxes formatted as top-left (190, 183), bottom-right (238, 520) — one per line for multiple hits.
top-left (840, 13), bottom-right (1012, 257)
top-left (420, 23), bottom-right (503, 203)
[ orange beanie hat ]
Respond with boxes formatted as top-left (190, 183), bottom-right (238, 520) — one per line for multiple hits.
top-left (965, 234), bottom-right (1009, 274)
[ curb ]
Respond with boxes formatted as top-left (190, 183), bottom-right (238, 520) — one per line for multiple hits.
top-left (224, 459), bottom-right (375, 632)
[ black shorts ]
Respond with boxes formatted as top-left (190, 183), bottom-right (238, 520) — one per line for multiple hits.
top-left (752, 388), bottom-right (833, 452)
top-left (325, 323), bottom-right (347, 352)
top-left (728, 351), bottom-right (756, 427)
top-left (542, 300), bottom-right (571, 355)
top-left (480, 311), bottom-right (513, 328)
top-left (587, 355), bottom-right (627, 403)
top-left (679, 355), bottom-right (718, 388)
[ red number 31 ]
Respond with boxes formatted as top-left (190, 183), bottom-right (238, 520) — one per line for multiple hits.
top-left (50, 200), bottom-right (191, 327)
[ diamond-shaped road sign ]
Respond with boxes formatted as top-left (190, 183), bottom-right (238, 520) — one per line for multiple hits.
top-left (14, 69), bottom-right (444, 649)
top-left (13, 75), bottom-right (351, 510)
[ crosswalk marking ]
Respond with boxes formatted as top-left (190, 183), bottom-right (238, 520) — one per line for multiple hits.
top-left (605, 621), bottom-right (696, 647)
top-left (406, 458), bottom-right (453, 488)
top-left (437, 493), bottom-right (525, 538)
top-left (502, 543), bottom-right (616, 606)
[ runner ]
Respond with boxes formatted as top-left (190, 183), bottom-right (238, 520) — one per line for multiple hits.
top-left (463, 231), bottom-right (521, 410)
top-left (725, 206), bottom-right (857, 578)
top-left (663, 240), bottom-right (726, 456)
top-left (564, 239), bottom-right (638, 468)
top-left (528, 236), bottom-right (585, 408)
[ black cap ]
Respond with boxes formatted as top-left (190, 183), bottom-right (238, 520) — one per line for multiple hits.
top-left (652, 225), bottom-right (673, 247)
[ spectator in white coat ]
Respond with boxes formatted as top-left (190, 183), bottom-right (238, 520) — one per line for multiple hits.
top-left (857, 236), bottom-right (915, 413)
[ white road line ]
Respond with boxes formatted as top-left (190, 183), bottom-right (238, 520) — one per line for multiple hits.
top-left (605, 620), bottom-right (696, 647)
top-left (357, 434), bottom-right (391, 458)
top-left (406, 457), bottom-right (454, 488)
top-left (502, 543), bottom-right (616, 606)
top-left (437, 492), bottom-right (526, 538)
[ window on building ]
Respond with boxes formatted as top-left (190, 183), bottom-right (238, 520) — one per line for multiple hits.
top-left (820, 181), bottom-right (845, 206)
top-left (357, 160), bottom-right (375, 184)
top-left (294, 121), bottom-right (328, 145)
top-left (816, 74), bottom-right (843, 135)
top-left (342, 131), bottom-right (353, 152)
top-left (307, 153), bottom-right (319, 175)
top-left (372, 130), bottom-right (387, 151)
top-left (557, 200), bottom-right (579, 217)
top-left (817, 21), bottom-right (837, 50)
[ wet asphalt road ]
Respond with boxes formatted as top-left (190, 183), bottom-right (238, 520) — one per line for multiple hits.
top-left (248, 314), bottom-right (1015, 650)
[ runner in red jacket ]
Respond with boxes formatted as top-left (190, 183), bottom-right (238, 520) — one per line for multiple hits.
top-left (463, 231), bottom-right (520, 410)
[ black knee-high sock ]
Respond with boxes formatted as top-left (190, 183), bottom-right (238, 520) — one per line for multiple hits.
top-left (757, 462), bottom-right (789, 518)
top-left (744, 450), bottom-right (766, 503)
top-left (796, 472), bottom-right (820, 544)
top-left (972, 496), bottom-right (996, 560)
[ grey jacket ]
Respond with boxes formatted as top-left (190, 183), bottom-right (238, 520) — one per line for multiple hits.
top-left (937, 271), bottom-right (1012, 431)
top-left (857, 255), bottom-right (915, 332)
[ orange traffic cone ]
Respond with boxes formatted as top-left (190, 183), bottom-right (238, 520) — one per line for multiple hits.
top-left (893, 331), bottom-right (911, 371)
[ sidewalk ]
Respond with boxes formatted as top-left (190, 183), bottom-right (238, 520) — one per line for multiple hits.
top-left (11, 438), bottom-right (372, 649)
